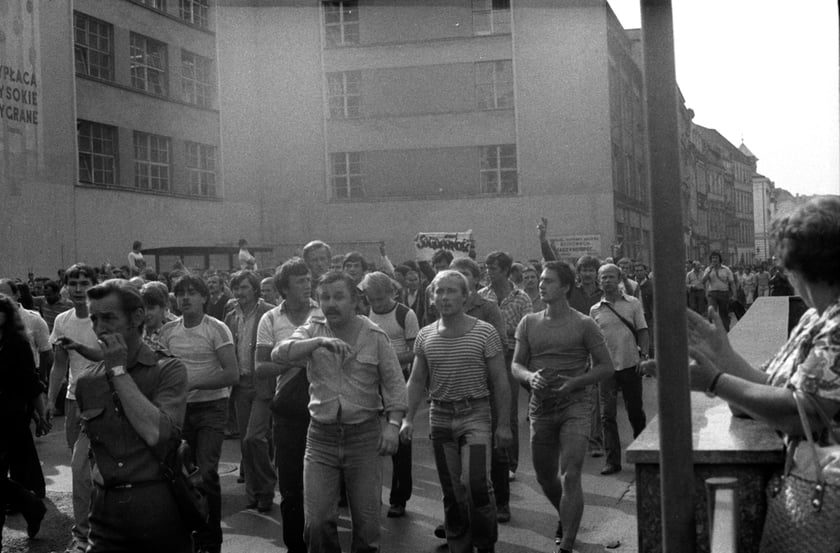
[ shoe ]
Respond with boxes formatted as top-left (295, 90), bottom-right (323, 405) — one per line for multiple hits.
top-left (590, 449), bottom-right (604, 458)
top-left (508, 470), bottom-right (516, 482)
top-left (434, 524), bottom-right (446, 539)
top-left (386, 504), bottom-right (405, 518)
top-left (237, 475), bottom-right (245, 484)
top-left (496, 504), bottom-right (511, 523)
top-left (25, 498), bottom-right (46, 538)
top-left (600, 464), bottom-right (621, 475)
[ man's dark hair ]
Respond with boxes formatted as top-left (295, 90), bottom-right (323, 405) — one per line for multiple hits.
top-left (431, 250), bottom-right (454, 267)
top-left (87, 279), bottom-right (145, 332)
top-left (543, 261), bottom-right (577, 299)
top-left (172, 274), bottom-right (209, 299)
top-left (275, 257), bottom-right (310, 299)
top-left (44, 280), bottom-right (62, 294)
top-left (709, 250), bottom-right (723, 262)
top-left (302, 240), bottom-right (332, 260)
top-left (64, 263), bottom-right (98, 285)
top-left (342, 251), bottom-right (368, 272)
top-left (575, 255), bottom-right (601, 273)
top-left (132, 240), bottom-right (142, 251)
top-left (230, 270), bottom-right (262, 298)
top-left (317, 270), bottom-right (359, 300)
top-left (140, 281), bottom-right (170, 308)
top-left (450, 257), bottom-right (481, 280)
top-left (393, 265), bottom-right (411, 279)
top-left (484, 251), bottom-right (513, 275)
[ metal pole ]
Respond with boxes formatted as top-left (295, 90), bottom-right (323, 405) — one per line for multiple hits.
top-left (640, 1), bottom-right (696, 552)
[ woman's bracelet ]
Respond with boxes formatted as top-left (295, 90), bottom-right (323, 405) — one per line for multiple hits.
top-left (706, 371), bottom-right (725, 396)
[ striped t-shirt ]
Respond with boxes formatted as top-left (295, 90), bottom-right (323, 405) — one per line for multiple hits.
top-left (414, 318), bottom-right (503, 402)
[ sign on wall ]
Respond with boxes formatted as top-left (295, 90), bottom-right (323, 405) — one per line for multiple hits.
top-left (1, 0), bottom-right (42, 195)
top-left (414, 230), bottom-right (474, 261)
top-left (550, 234), bottom-right (601, 260)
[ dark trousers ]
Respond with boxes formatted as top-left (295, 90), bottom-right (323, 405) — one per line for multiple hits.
top-left (707, 291), bottom-right (731, 331)
top-left (9, 418), bottom-right (45, 498)
top-left (599, 367), bottom-right (646, 468)
top-left (687, 288), bottom-right (707, 314)
top-left (1, 416), bottom-right (45, 544)
top-left (182, 399), bottom-right (227, 550)
top-left (274, 416), bottom-right (308, 553)
top-left (389, 438), bottom-right (413, 507)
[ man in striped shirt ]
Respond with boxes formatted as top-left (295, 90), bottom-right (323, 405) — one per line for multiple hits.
top-left (401, 270), bottom-right (512, 553)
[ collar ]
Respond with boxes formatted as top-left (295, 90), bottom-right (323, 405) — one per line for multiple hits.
top-left (133, 342), bottom-right (159, 368)
top-left (279, 299), bottom-right (320, 314)
top-left (595, 293), bottom-right (630, 307)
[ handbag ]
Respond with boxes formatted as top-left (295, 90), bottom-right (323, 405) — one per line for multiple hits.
top-left (759, 391), bottom-right (840, 553)
top-left (269, 366), bottom-right (310, 419)
top-left (104, 372), bottom-right (209, 531)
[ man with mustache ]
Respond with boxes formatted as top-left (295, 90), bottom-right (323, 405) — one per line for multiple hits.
top-left (274, 271), bottom-right (406, 553)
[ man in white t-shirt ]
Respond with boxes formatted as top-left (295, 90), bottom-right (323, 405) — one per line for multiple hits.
top-left (127, 240), bottom-right (145, 276)
top-left (46, 264), bottom-right (102, 553)
top-left (0, 279), bottom-right (52, 379)
top-left (160, 274), bottom-right (238, 553)
top-left (362, 271), bottom-right (419, 518)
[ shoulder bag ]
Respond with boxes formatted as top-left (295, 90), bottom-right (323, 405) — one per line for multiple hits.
top-left (759, 390), bottom-right (840, 553)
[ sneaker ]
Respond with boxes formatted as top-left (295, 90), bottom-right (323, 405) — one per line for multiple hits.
top-left (386, 504), bottom-right (405, 518)
top-left (496, 504), bottom-right (511, 523)
top-left (434, 524), bottom-right (446, 539)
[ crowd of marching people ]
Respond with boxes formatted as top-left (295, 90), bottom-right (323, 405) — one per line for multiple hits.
top-left (1, 218), bottom-right (800, 553)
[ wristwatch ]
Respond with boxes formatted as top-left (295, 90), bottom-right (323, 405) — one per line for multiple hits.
top-left (387, 419), bottom-right (401, 428)
top-left (107, 365), bottom-right (127, 378)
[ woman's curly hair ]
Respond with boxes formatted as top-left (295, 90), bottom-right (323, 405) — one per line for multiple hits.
top-left (770, 196), bottom-right (840, 287)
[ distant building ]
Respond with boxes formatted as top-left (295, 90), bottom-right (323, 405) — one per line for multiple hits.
top-left (752, 174), bottom-right (775, 262)
top-left (215, 0), bottom-right (652, 264)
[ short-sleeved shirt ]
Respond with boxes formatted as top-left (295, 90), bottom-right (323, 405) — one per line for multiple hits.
top-left (367, 303), bottom-right (419, 366)
top-left (34, 297), bottom-right (73, 331)
top-left (19, 307), bottom-right (51, 367)
top-left (686, 269), bottom-right (705, 291)
top-left (515, 309), bottom-right (608, 411)
top-left (277, 315), bottom-right (407, 424)
top-left (765, 299), bottom-right (840, 407)
top-left (159, 315), bottom-right (234, 403)
top-left (415, 318), bottom-right (503, 402)
top-left (76, 345), bottom-right (187, 487)
top-left (704, 265), bottom-right (734, 293)
top-left (50, 309), bottom-right (100, 400)
top-left (258, 300), bottom-right (321, 399)
top-left (590, 295), bottom-right (647, 371)
top-left (477, 284), bottom-right (532, 351)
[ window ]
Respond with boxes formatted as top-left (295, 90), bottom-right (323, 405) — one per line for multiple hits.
top-left (138, 0), bottom-right (165, 10)
top-left (327, 71), bottom-right (361, 119)
top-left (323, 1), bottom-right (359, 47)
top-left (479, 145), bottom-right (517, 194)
top-left (186, 141), bottom-right (217, 197)
top-left (330, 152), bottom-right (363, 199)
top-left (472, 0), bottom-right (511, 35)
top-left (181, 50), bottom-right (213, 108)
top-left (74, 12), bottom-right (113, 80)
top-left (475, 60), bottom-right (513, 110)
top-left (130, 33), bottom-right (167, 96)
top-left (78, 120), bottom-right (117, 185)
top-left (180, 0), bottom-right (209, 28)
top-left (134, 131), bottom-right (171, 191)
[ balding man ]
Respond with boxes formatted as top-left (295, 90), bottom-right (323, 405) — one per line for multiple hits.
top-left (589, 263), bottom-right (649, 476)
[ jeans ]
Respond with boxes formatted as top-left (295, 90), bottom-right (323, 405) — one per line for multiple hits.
top-left (688, 288), bottom-right (707, 314)
top-left (599, 368), bottom-right (646, 469)
top-left (304, 418), bottom-right (383, 553)
top-left (274, 416), bottom-right (309, 553)
top-left (231, 379), bottom-right (255, 478)
top-left (389, 438), bottom-right (412, 507)
top-left (182, 399), bottom-right (227, 549)
top-left (430, 398), bottom-right (496, 553)
top-left (66, 399), bottom-right (92, 545)
top-left (588, 386), bottom-right (603, 451)
top-left (240, 389), bottom-right (276, 505)
top-left (707, 291), bottom-right (731, 331)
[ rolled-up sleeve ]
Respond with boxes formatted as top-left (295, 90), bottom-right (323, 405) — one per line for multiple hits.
top-left (272, 323), bottom-right (313, 363)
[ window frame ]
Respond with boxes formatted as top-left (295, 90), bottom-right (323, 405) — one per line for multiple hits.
top-left (323, 1), bottom-right (359, 48)
top-left (77, 120), bottom-right (118, 186)
top-left (133, 131), bottom-right (172, 192)
top-left (326, 70), bottom-right (361, 119)
top-left (185, 141), bottom-right (217, 197)
top-left (330, 151), bottom-right (364, 199)
top-left (74, 12), bottom-right (114, 81)
top-left (475, 60), bottom-right (514, 110)
top-left (179, 0), bottom-right (209, 28)
top-left (181, 49), bottom-right (213, 108)
top-left (472, 0), bottom-right (511, 36)
top-left (479, 144), bottom-right (518, 194)
top-left (130, 32), bottom-right (168, 97)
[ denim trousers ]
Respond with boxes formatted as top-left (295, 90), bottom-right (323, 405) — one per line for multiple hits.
top-left (66, 399), bottom-right (92, 545)
top-left (182, 398), bottom-right (227, 549)
top-left (237, 385), bottom-right (276, 505)
top-left (707, 291), bottom-right (731, 331)
top-left (389, 438), bottom-right (412, 507)
top-left (231, 379), bottom-right (255, 475)
top-left (429, 398), bottom-right (496, 553)
top-left (599, 368), bottom-right (646, 468)
top-left (304, 417), bottom-right (383, 553)
top-left (274, 416), bottom-right (309, 553)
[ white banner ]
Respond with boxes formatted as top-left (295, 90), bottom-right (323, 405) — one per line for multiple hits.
top-left (550, 234), bottom-right (601, 260)
top-left (414, 230), bottom-right (473, 261)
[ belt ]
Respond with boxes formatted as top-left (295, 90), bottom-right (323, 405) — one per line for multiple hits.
top-left (431, 396), bottom-right (489, 410)
top-left (95, 479), bottom-right (166, 490)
